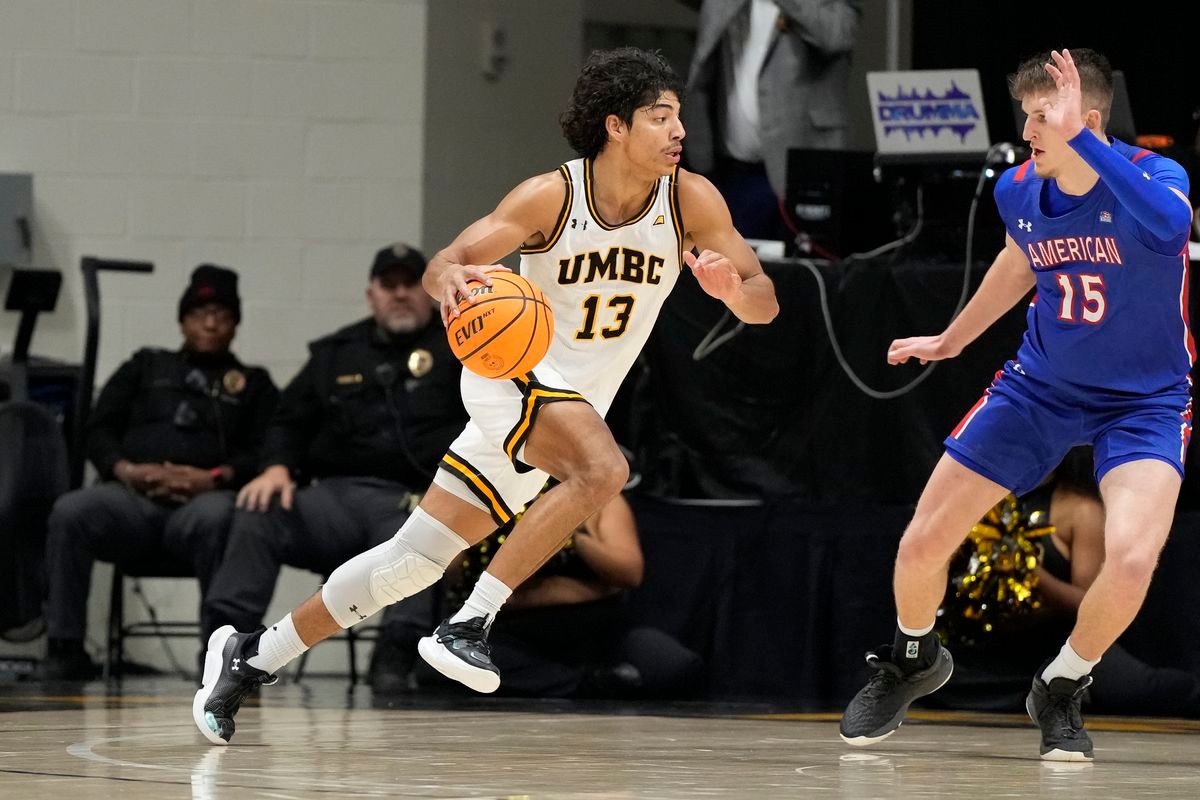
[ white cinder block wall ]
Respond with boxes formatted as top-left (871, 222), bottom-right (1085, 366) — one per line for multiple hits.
top-left (0, 0), bottom-right (429, 676)
top-left (2, 0), bottom-right (427, 384)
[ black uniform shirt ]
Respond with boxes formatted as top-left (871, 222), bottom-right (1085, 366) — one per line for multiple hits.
top-left (261, 317), bottom-right (466, 488)
top-left (86, 348), bottom-right (279, 485)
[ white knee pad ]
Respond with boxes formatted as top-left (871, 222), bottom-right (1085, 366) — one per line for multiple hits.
top-left (321, 508), bottom-right (467, 629)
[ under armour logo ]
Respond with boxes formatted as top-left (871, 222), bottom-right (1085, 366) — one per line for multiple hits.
top-left (349, 604), bottom-right (366, 620)
top-left (232, 658), bottom-right (241, 671)
top-left (1017, 218), bottom-right (1033, 232)
top-left (905, 641), bottom-right (919, 659)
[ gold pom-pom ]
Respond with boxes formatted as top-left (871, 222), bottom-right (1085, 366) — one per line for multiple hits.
top-left (937, 494), bottom-right (1050, 646)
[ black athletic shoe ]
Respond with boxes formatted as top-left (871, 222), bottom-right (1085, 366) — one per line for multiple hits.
top-left (38, 648), bottom-right (101, 681)
top-left (1026, 673), bottom-right (1094, 761)
top-left (192, 625), bottom-right (277, 745)
top-left (367, 636), bottom-right (418, 694)
top-left (417, 616), bottom-right (500, 693)
top-left (840, 643), bottom-right (954, 746)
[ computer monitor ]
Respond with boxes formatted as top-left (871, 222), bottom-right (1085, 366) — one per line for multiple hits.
top-left (784, 149), bottom-right (894, 259)
top-left (1010, 70), bottom-right (1136, 144)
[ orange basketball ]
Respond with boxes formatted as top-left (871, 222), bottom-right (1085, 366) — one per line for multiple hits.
top-left (446, 273), bottom-right (554, 380)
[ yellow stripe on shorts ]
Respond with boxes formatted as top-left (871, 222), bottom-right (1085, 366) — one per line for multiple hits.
top-left (439, 450), bottom-right (514, 525)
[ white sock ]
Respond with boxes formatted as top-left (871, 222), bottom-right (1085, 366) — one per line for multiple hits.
top-left (1041, 639), bottom-right (1100, 683)
top-left (449, 570), bottom-right (512, 626)
top-left (246, 613), bottom-right (309, 674)
top-left (897, 618), bottom-right (935, 637)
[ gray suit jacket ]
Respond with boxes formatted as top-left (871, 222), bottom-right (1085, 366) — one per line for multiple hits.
top-left (682, 0), bottom-right (860, 194)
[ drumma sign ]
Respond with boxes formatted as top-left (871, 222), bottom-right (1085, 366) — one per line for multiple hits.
top-left (866, 70), bottom-right (992, 155)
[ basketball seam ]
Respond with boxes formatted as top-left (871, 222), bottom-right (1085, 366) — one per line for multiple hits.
top-left (496, 284), bottom-right (541, 380)
top-left (498, 275), bottom-right (549, 379)
top-left (451, 277), bottom-right (553, 370)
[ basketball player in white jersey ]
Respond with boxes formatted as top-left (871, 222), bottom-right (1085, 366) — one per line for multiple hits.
top-left (193, 47), bottom-right (777, 744)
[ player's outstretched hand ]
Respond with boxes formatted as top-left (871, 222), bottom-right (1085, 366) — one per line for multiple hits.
top-left (1039, 49), bottom-right (1085, 140)
top-left (685, 249), bottom-right (741, 303)
top-left (887, 334), bottom-right (960, 366)
top-left (440, 264), bottom-right (512, 326)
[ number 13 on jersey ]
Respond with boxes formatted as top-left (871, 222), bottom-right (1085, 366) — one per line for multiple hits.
top-left (576, 294), bottom-right (636, 340)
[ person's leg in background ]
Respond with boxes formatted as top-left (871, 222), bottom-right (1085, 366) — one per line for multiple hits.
top-left (201, 501), bottom-right (301, 641)
top-left (325, 476), bottom-right (440, 693)
top-left (161, 489), bottom-right (236, 606)
top-left (43, 483), bottom-right (168, 679)
top-left (201, 480), bottom-right (366, 641)
top-left (1088, 642), bottom-right (1200, 717)
top-left (710, 155), bottom-right (788, 242)
top-left (620, 626), bottom-right (705, 698)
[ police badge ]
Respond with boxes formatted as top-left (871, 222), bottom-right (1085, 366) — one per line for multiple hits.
top-left (222, 369), bottom-right (246, 395)
top-left (407, 348), bottom-right (433, 378)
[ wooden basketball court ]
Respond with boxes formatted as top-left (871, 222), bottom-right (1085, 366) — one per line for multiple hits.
top-left (2, 679), bottom-right (1198, 798)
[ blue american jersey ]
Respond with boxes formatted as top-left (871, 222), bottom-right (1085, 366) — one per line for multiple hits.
top-left (994, 139), bottom-right (1194, 395)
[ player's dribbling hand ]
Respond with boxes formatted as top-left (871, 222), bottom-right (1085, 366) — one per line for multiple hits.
top-left (1039, 49), bottom-right (1085, 140)
top-left (685, 249), bottom-right (741, 303)
top-left (440, 264), bottom-right (513, 326)
top-left (887, 334), bottom-right (960, 366)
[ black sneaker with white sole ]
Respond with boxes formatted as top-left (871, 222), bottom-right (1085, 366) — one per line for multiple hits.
top-left (417, 616), bottom-right (500, 693)
top-left (840, 643), bottom-right (954, 746)
top-left (192, 625), bottom-right (277, 745)
top-left (1026, 673), bottom-right (1094, 761)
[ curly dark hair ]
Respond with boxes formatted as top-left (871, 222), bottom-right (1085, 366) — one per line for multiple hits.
top-left (1008, 48), bottom-right (1114, 127)
top-left (559, 47), bottom-right (684, 160)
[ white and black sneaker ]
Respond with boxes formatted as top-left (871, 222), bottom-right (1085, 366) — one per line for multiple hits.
top-left (417, 616), bottom-right (500, 693)
top-left (1027, 673), bottom-right (1094, 761)
top-left (192, 625), bottom-right (277, 745)
top-left (840, 643), bottom-right (954, 746)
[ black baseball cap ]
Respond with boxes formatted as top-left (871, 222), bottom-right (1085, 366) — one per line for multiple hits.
top-left (370, 243), bottom-right (426, 284)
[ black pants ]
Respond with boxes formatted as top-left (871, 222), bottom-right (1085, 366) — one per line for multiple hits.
top-left (935, 621), bottom-right (1200, 718)
top-left (201, 476), bottom-right (436, 643)
top-left (45, 483), bottom-right (234, 641)
top-left (464, 596), bottom-right (704, 698)
top-left (1089, 643), bottom-right (1200, 717)
top-left (710, 155), bottom-right (788, 242)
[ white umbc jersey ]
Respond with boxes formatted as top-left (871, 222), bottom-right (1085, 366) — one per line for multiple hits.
top-left (518, 157), bottom-right (683, 414)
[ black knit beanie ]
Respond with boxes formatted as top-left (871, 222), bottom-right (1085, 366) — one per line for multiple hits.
top-left (178, 264), bottom-right (241, 323)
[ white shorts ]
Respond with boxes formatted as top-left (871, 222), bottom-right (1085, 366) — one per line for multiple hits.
top-left (432, 362), bottom-right (588, 525)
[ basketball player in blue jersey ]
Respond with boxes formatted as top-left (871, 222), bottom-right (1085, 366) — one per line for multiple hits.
top-left (840, 49), bottom-right (1194, 761)
top-left (192, 47), bottom-right (777, 744)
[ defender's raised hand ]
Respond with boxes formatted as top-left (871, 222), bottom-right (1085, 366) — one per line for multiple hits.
top-left (1040, 49), bottom-right (1086, 140)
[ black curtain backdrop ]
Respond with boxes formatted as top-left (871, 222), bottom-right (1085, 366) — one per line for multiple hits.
top-left (911, 1), bottom-right (1200, 154)
top-left (626, 496), bottom-right (1200, 710)
top-left (622, 249), bottom-right (1030, 504)
top-left (617, 248), bottom-right (1200, 507)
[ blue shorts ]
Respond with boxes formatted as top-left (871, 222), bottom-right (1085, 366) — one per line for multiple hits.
top-left (944, 361), bottom-right (1192, 495)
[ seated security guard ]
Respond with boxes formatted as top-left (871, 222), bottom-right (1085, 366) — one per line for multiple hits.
top-left (202, 244), bottom-right (467, 689)
top-left (43, 265), bottom-right (277, 680)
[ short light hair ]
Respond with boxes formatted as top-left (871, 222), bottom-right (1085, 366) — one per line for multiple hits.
top-left (1008, 48), bottom-right (1114, 129)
